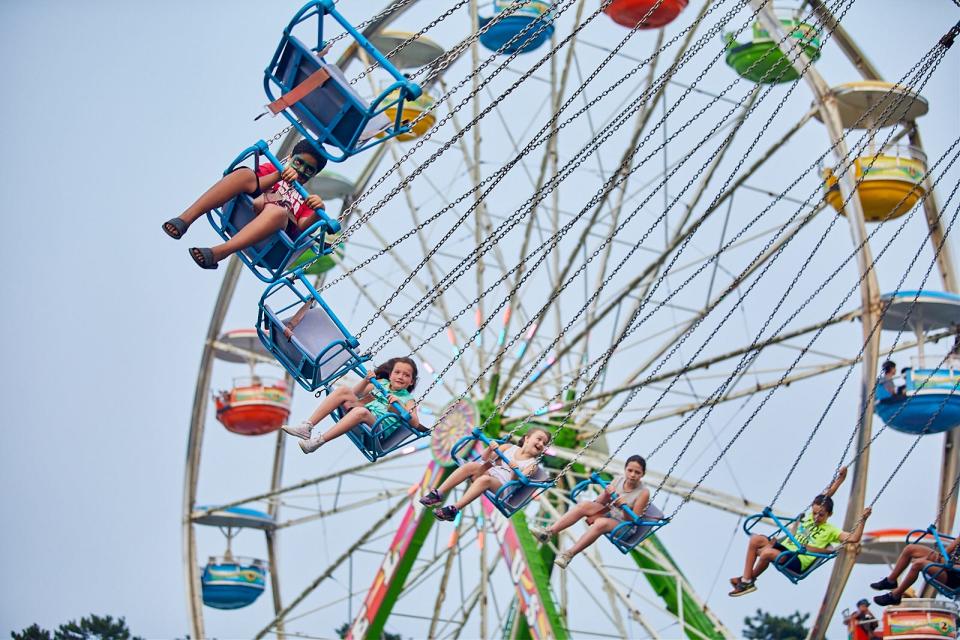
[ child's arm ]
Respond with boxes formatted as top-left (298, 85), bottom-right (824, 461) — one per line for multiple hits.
top-left (481, 442), bottom-right (501, 463)
top-left (353, 371), bottom-right (375, 396)
top-left (627, 488), bottom-right (651, 520)
top-left (945, 534), bottom-right (960, 559)
top-left (283, 301), bottom-right (314, 338)
top-left (822, 466), bottom-right (848, 499)
top-left (837, 507), bottom-right (872, 546)
top-left (388, 396), bottom-right (423, 430)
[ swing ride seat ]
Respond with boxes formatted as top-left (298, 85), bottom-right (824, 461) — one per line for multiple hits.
top-left (569, 472), bottom-right (670, 554)
top-left (450, 428), bottom-right (552, 518)
top-left (263, 0), bottom-right (422, 163)
top-left (206, 140), bottom-right (340, 283)
top-left (330, 376), bottom-right (425, 462)
top-left (743, 507), bottom-right (838, 584)
top-left (906, 526), bottom-right (960, 600)
top-left (478, 0), bottom-right (555, 55)
top-left (257, 271), bottom-right (366, 392)
top-left (201, 556), bottom-right (268, 610)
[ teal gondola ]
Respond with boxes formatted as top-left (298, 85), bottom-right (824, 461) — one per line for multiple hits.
top-left (263, 0), bottom-right (422, 163)
top-left (451, 428), bottom-right (552, 518)
top-left (207, 141), bottom-right (339, 283)
top-left (201, 557), bottom-right (268, 610)
top-left (742, 507), bottom-right (838, 583)
top-left (874, 291), bottom-right (960, 435)
top-left (569, 472), bottom-right (669, 554)
top-left (479, 0), bottom-right (555, 55)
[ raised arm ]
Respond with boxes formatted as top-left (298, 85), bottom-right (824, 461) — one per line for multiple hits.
top-left (822, 466), bottom-right (848, 499)
top-left (283, 301), bottom-right (314, 338)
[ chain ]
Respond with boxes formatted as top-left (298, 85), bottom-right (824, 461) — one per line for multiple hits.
top-left (350, 0), bottom-right (470, 84)
top-left (541, 0), bottom-right (856, 485)
top-left (365, 0), bottom-right (738, 353)
top-left (659, 64), bottom-right (956, 517)
top-left (328, 0), bottom-right (599, 249)
top-left (672, 136), bottom-right (960, 520)
top-left (406, 0), bottom-right (767, 417)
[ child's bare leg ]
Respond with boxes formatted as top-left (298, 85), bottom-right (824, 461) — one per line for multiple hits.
top-left (891, 559), bottom-right (930, 597)
top-left (306, 387), bottom-right (355, 426)
top-left (437, 461), bottom-right (487, 494)
top-left (454, 476), bottom-right (500, 510)
top-left (208, 204), bottom-right (288, 262)
top-left (886, 544), bottom-right (934, 582)
top-left (320, 407), bottom-right (374, 443)
top-left (566, 518), bottom-right (617, 558)
top-left (740, 535), bottom-right (772, 582)
top-left (548, 502), bottom-right (605, 535)
top-left (749, 547), bottom-right (780, 581)
top-left (178, 169), bottom-right (259, 227)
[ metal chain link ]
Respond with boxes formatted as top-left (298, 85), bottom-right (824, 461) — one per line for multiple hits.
top-left (365, 0), bottom-right (738, 353)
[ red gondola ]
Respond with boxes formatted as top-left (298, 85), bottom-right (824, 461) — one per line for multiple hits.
top-left (603, 0), bottom-right (688, 29)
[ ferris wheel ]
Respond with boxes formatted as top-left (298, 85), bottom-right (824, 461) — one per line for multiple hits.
top-left (180, 1), bottom-right (960, 639)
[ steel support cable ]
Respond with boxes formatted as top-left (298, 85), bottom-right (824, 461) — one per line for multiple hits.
top-left (474, 0), bottom-right (855, 445)
top-left (331, 0), bottom-right (590, 235)
top-left (497, 1), bottom-right (839, 389)
top-left (412, 0), bottom-right (851, 443)
top-left (826, 174), bottom-right (960, 493)
top-left (664, 143), bottom-right (960, 520)
top-left (366, 0), bottom-right (797, 358)
top-left (770, 152), bottom-right (960, 506)
top-left (319, 0), bottom-right (739, 319)
top-left (326, 0), bottom-right (741, 292)
top-left (328, 0), bottom-right (724, 342)
top-left (536, 12), bottom-right (945, 490)
top-left (364, 0), bottom-right (746, 353)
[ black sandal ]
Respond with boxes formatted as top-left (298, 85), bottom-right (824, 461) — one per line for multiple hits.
top-left (162, 218), bottom-right (188, 239)
top-left (189, 247), bottom-right (218, 270)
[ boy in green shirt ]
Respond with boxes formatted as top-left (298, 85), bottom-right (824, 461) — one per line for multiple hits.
top-left (730, 468), bottom-right (872, 597)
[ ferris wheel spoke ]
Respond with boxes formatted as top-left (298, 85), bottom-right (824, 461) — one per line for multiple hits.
top-left (254, 496), bottom-right (409, 640)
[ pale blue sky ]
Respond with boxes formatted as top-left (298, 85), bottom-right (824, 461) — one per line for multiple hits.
top-left (1, 1), bottom-right (959, 638)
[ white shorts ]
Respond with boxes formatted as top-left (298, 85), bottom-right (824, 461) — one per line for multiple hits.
top-left (486, 465), bottom-right (514, 486)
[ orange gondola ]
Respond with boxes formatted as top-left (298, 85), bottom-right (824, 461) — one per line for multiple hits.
top-left (215, 377), bottom-right (291, 436)
top-left (604, 0), bottom-right (688, 29)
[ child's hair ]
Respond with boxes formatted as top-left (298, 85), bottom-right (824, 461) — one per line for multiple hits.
top-left (625, 454), bottom-right (647, 473)
top-left (291, 139), bottom-right (328, 172)
top-left (518, 426), bottom-right (553, 448)
top-left (375, 357), bottom-right (418, 391)
top-left (812, 494), bottom-right (834, 514)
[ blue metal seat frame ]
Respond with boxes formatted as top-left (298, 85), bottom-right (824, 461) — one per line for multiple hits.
top-left (906, 525), bottom-right (960, 600)
top-left (207, 140), bottom-right (340, 283)
top-left (257, 270), bottom-right (366, 391)
top-left (451, 428), bottom-right (552, 518)
top-left (743, 507), bottom-right (838, 584)
top-left (330, 373), bottom-right (426, 462)
top-left (569, 472), bottom-right (670, 554)
top-left (264, 0), bottom-right (423, 163)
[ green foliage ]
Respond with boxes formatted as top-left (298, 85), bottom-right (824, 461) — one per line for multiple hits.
top-left (742, 609), bottom-right (810, 640)
top-left (11, 625), bottom-right (51, 640)
top-left (12, 615), bottom-right (141, 640)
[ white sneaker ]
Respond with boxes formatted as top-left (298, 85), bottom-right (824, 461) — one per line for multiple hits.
top-left (282, 421), bottom-right (313, 439)
top-left (529, 526), bottom-right (551, 543)
top-left (299, 435), bottom-right (325, 454)
top-left (554, 553), bottom-right (571, 570)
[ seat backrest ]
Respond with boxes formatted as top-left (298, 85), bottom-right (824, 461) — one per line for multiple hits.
top-left (278, 306), bottom-right (355, 375)
top-left (274, 37), bottom-right (389, 151)
top-left (615, 503), bottom-right (665, 546)
top-left (498, 466), bottom-right (549, 511)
